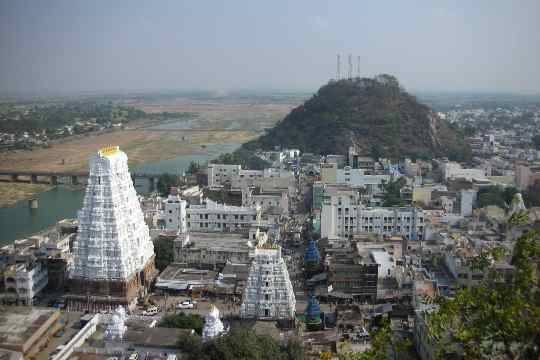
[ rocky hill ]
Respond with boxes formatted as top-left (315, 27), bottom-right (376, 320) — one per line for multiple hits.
top-left (243, 75), bottom-right (471, 161)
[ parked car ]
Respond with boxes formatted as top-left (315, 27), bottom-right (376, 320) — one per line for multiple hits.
top-left (128, 352), bottom-right (139, 360)
top-left (142, 306), bottom-right (159, 316)
top-left (176, 299), bottom-right (196, 309)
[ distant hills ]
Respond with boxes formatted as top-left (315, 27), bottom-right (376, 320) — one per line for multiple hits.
top-left (242, 75), bottom-right (471, 161)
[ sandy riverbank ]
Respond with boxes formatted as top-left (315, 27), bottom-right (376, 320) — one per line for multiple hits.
top-left (0, 128), bottom-right (258, 173)
top-left (0, 182), bottom-right (54, 208)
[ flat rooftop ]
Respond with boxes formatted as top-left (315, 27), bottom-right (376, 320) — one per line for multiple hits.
top-left (183, 232), bottom-right (252, 252)
top-left (0, 307), bottom-right (59, 347)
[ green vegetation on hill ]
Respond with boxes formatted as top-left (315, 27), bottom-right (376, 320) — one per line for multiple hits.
top-left (212, 147), bottom-right (270, 170)
top-left (242, 75), bottom-right (471, 161)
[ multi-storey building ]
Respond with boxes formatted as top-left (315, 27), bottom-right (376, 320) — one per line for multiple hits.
top-left (207, 164), bottom-right (242, 189)
top-left (2, 260), bottom-right (48, 306)
top-left (321, 191), bottom-right (424, 240)
top-left (162, 188), bottom-right (187, 234)
top-left (187, 199), bottom-right (260, 233)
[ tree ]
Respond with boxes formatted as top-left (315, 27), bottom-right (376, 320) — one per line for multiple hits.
top-left (427, 218), bottom-right (540, 359)
top-left (153, 235), bottom-right (175, 271)
top-left (532, 134), bottom-right (540, 150)
top-left (477, 186), bottom-right (519, 208)
top-left (177, 326), bottom-right (304, 360)
top-left (156, 173), bottom-right (181, 195)
top-left (187, 161), bottom-right (201, 175)
top-left (381, 177), bottom-right (407, 207)
top-left (160, 313), bottom-right (204, 335)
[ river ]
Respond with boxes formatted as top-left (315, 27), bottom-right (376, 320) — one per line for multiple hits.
top-left (0, 141), bottom-right (241, 246)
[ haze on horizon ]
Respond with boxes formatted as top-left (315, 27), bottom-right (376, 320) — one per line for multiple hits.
top-left (1, 0), bottom-right (539, 96)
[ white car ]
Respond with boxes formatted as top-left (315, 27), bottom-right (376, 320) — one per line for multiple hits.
top-left (142, 306), bottom-right (159, 316)
top-left (176, 300), bottom-right (195, 309)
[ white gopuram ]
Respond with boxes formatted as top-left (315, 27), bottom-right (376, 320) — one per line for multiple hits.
top-left (240, 244), bottom-right (296, 320)
top-left (105, 306), bottom-right (127, 340)
top-left (72, 146), bottom-right (154, 279)
top-left (202, 305), bottom-right (226, 342)
top-left (68, 146), bottom-right (155, 310)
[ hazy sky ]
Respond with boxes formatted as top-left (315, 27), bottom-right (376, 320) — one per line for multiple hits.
top-left (1, 0), bottom-right (539, 94)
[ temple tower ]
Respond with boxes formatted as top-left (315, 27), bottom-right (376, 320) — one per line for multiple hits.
top-left (202, 305), bottom-right (226, 342)
top-left (67, 146), bottom-right (156, 312)
top-left (240, 244), bottom-right (296, 320)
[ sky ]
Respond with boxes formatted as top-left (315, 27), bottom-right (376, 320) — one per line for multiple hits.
top-left (1, 0), bottom-right (539, 95)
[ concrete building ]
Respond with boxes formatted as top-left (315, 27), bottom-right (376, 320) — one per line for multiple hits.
top-left (67, 146), bottom-right (156, 312)
top-left (2, 260), bottom-right (48, 306)
top-left (173, 232), bottom-right (255, 269)
top-left (240, 245), bottom-right (296, 320)
top-left (442, 161), bottom-right (486, 181)
top-left (0, 307), bottom-right (61, 359)
top-left (162, 188), bottom-right (187, 234)
top-left (207, 164), bottom-right (242, 189)
top-left (515, 163), bottom-right (540, 190)
top-left (320, 163), bottom-right (389, 194)
top-left (321, 191), bottom-right (425, 240)
top-left (242, 187), bottom-right (289, 213)
top-left (187, 199), bottom-right (259, 233)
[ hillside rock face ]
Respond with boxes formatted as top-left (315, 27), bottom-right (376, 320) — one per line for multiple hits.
top-left (244, 75), bottom-right (470, 161)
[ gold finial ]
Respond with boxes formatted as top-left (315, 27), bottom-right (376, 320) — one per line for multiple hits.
top-left (99, 146), bottom-right (119, 157)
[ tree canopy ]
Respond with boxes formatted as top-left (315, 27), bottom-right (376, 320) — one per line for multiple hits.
top-left (427, 216), bottom-right (540, 359)
top-left (177, 326), bottom-right (304, 360)
top-left (160, 313), bottom-right (204, 335)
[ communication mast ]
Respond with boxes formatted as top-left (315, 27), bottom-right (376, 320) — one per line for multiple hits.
top-left (336, 54), bottom-right (341, 80)
top-left (357, 56), bottom-right (361, 78)
top-left (348, 54), bottom-right (352, 79)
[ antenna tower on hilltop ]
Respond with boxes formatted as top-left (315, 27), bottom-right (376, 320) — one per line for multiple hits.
top-left (357, 56), bottom-right (361, 77)
top-left (348, 54), bottom-right (352, 79)
top-left (336, 54), bottom-right (341, 80)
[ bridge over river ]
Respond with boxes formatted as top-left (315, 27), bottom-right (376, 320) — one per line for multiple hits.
top-left (0, 170), bottom-right (159, 189)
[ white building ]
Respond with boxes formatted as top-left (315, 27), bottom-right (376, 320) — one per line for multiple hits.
top-left (71, 146), bottom-right (155, 281)
top-left (320, 163), bottom-right (389, 195)
top-left (207, 164), bottom-right (242, 189)
top-left (321, 192), bottom-right (424, 240)
top-left (240, 245), bottom-right (296, 320)
top-left (187, 199), bottom-right (259, 233)
top-left (442, 161), bottom-right (486, 181)
top-left (242, 188), bottom-right (289, 214)
top-left (2, 261), bottom-right (48, 306)
top-left (162, 188), bottom-right (187, 234)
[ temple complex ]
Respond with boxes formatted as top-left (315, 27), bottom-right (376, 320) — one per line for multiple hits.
top-left (240, 244), bottom-right (296, 320)
top-left (66, 146), bottom-right (156, 312)
top-left (202, 305), bottom-right (226, 342)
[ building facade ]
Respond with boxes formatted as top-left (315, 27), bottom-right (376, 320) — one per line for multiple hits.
top-left (2, 261), bottom-right (48, 306)
top-left (187, 199), bottom-right (259, 233)
top-left (321, 192), bottom-right (425, 240)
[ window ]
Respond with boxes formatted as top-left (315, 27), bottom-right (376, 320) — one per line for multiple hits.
top-left (169, 210), bottom-right (172, 214)
top-left (169, 219), bottom-right (172, 223)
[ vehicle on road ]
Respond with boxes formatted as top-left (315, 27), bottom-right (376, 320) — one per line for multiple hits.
top-left (176, 299), bottom-right (197, 309)
top-left (128, 352), bottom-right (139, 360)
top-left (142, 306), bottom-right (159, 316)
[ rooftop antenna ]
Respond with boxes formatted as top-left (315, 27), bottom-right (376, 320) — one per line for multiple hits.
top-left (337, 54), bottom-right (341, 80)
top-left (348, 54), bottom-right (352, 79)
top-left (357, 56), bottom-right (361, 78)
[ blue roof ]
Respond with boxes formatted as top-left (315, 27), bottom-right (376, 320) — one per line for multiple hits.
top-left (305, 295), bottom-right (321, 320)
top-left (304, 239), bottom-right (320, 263)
